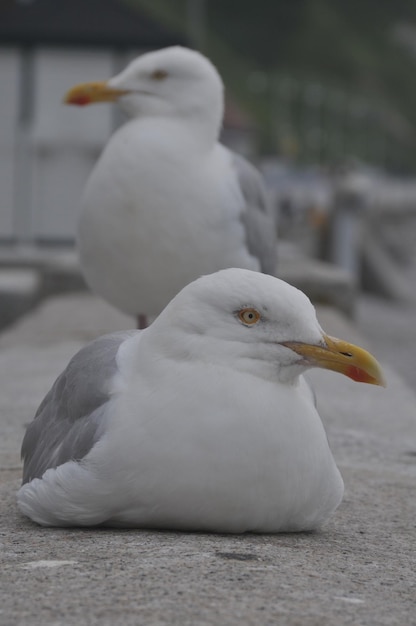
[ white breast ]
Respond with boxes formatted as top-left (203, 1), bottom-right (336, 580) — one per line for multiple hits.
top-left (86, 356), bottom-right (344, 532)
top-left (78, 119), bottom-right (259, 317)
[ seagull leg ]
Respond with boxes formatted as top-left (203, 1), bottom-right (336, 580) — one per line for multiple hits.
top-left (137, 314), bottom-right (148, 329)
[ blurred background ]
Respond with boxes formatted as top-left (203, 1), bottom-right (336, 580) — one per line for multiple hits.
top-left (0, 0), bottom-right (415, 385)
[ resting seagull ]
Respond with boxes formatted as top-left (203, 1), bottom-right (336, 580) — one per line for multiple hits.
top-left (64, 46), bottom-right (277, 328)
top-left (17, 269), bottom-right (384, 532)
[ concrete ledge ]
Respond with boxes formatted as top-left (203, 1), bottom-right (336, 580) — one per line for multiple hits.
top-left (277, 243), bottom-right (356, 317)
top-left (0, 268), bottom-right (42, 329)
top-left (0, 244), bottom-right (356, 331)
top-left (361, 233), bottom-right (416, 303)
top-left (0, 248), bottom-right (86, 331)
top-left (0, 246), bottom-right (86, 294)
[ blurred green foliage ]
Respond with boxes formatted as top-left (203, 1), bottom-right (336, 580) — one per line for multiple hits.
top-left (124, 0), bottom-right (416, 172)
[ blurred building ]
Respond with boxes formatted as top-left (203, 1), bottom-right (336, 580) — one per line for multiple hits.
top-left (0, 0), bottom-right (186, 244)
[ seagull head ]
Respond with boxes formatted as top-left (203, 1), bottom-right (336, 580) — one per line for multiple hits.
top-left (64, 46), bottom-right (224, 139)
top-left (151, 268), bottom-right (385, 386)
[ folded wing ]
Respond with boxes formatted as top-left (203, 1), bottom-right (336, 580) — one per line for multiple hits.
top-left (21, 331), bottom-right (136, 484)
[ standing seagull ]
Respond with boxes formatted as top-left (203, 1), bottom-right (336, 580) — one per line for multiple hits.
top-left (17, 269), bottom-right (385, 532)
top-left (64, 46), bottom-right (277, 328)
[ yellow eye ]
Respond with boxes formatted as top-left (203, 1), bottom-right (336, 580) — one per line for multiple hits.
top-left (151, 69), bottom-right (168, 81)
top-left (238, 308), bottom-right (261, 326)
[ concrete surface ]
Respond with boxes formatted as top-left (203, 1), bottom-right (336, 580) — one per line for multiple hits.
top-left (0, 293), bottom-right (415, 626)
top-left (0, 268), bottom-right (42, 329)
top-left (277, 243), bottom-right (356, 318)
top-left (0, 246), bottom-right (85, 332)
top-left (357, 255), bottom-right (416, 391)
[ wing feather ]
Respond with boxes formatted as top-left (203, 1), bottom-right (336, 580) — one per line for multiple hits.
top-left (21, 330), bottom-right (136, 484)
top-left (230, 151), bottom-right (278, 274)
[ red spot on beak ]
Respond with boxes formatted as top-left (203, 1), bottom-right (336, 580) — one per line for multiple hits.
top-left (346, 365), bottom-right (373, 384)
top-left (70, 95), bottom-right (91, 106)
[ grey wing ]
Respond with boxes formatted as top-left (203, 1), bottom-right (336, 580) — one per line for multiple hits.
top-left (231, 151), bottom-right (278, 275)
top-left (21, 330), bottom-right (137, 484)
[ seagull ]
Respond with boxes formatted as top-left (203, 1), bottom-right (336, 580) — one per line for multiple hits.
top-left (64, 46), bottom-right (277, 328)
top-left (17, 268), bottom-right (384, 532)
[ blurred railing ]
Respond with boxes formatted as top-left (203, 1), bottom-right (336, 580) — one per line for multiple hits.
top-left (261, 159), bottom-right (416, 301)
top-left (248, 73), bottom-right (414, 173)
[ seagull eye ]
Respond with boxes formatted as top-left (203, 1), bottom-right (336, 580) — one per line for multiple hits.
top-left (151, 69), bottom-right (168, 81)
top-left (238, 308), bottom-right (261, 326)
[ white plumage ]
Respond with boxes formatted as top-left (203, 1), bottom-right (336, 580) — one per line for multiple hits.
top-left (17, 269), bottom-right (384, 532)
top-left (65, 47), bottom-right (277, 325)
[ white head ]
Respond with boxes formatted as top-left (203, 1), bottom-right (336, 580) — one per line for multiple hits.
top-left (150, 268), bottom-right (385, 386)
top-left (65, 46), bottom-right (224, 144)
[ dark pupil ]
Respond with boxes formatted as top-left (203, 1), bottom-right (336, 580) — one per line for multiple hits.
top-left (248, 313), bottom-right (253, 318)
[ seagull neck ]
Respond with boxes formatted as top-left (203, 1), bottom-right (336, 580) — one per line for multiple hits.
top-left (137, 324), bottom-right (304, 387)
top-left (232, 352), bottom-right (305, 386)
top-left (128, 115), bottom-right (220, 154)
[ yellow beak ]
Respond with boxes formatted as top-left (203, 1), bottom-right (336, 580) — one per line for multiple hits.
top-left (64, 81), bottom-right (130, 106)
top-left (282, 334), bottom-right (386, 386)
